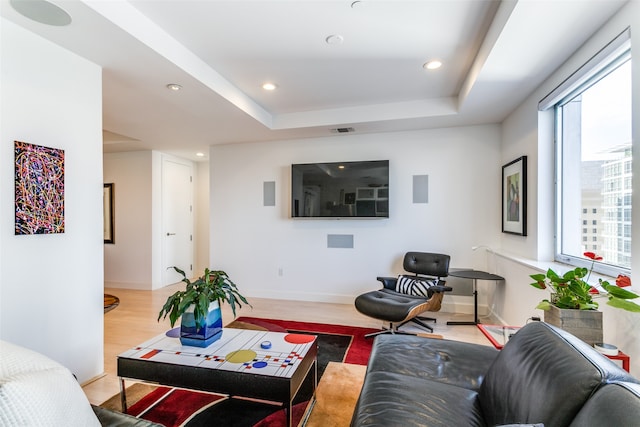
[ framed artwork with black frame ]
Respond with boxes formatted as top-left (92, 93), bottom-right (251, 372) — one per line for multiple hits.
top-left (502, 156), bottom-right (527, 236)
top-left (104, 183), bottom-right (115, 243)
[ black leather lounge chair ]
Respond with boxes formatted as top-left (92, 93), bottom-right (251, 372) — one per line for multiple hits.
top-left (354, 252), bottom-right (452, 338)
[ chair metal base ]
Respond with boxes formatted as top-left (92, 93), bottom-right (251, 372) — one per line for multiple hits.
top-left (364, 323), bottom-right (419, 339)
top-left (399, 316), bottom-right (436, 333)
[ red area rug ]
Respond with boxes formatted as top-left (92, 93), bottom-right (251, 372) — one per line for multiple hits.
top-left (127, 387), bottom-right (225, 426)
top-left (234, 316), bottom-right (376, 365)
top-left (109, 318), bottom-right (378, 427)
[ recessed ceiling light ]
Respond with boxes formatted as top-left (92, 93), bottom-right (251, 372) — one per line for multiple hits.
top-left (196, 152), bottom-right (205, 157)
top-left (423, 60), bottom-right (442, 70)
top-left (262, 83), bottom-right (278, 91)
top-left (166, 83), bottom-right (182, 91)
top-left (325, 34), bottom-right (344, 45)
top-left (10, 0), bottom-right (72, 26)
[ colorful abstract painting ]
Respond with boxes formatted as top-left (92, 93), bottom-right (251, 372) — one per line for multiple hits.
top-left (15, 141), bottom-right (65, 235)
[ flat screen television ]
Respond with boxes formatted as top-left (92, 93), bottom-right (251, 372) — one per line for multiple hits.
top-left (291, 160), bottom-right (389, 218)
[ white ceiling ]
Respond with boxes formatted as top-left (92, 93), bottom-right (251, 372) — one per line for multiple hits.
top-left (1, 0), bottom-right (628, 161)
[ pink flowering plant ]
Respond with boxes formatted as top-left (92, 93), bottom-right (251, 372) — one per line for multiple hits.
top-left (530, 252), bottom-right (640, 312)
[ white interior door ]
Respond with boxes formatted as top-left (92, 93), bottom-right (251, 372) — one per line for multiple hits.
top-left (162, 158), bottom-right (193, 286)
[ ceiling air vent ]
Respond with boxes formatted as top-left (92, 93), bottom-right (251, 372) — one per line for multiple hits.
top-left (330, 127), bottom-right (355, 134)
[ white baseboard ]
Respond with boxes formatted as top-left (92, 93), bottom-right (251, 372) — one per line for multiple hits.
top-left (246, 290), bottom-right (491, 316)
top-left (247, 289), bottom-right (354, 304)
top-left (104, 281), bottom-right (151, 290)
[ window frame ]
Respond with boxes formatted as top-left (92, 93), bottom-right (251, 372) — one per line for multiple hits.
top-left (553, 36), bottom-right (631, 278)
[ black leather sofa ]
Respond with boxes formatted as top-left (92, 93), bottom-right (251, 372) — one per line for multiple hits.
top-left (351, 321), bottom-right (640, 427)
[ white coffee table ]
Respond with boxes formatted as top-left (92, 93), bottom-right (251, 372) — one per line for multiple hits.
top-left (118, 328), bottom-right (318, 427)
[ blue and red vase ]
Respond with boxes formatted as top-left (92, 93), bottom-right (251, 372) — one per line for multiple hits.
top-left (180, 301), bottom-right (223, 347)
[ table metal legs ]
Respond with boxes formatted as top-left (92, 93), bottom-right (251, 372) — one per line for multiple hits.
top-left (447, 279), bottom-right (479, 325)
top-left (286, 357), bottom-right (317, 427)
top-left (120, 377), bottom-right (127, 413)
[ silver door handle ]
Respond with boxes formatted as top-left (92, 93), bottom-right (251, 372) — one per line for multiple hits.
top-left (166, 233), bottom-right (176, 236)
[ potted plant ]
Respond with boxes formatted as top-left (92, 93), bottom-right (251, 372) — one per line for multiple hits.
top-left (529, 252), bottom-right (640, 344)
top-left (158, 266), bottom-right (250, 347)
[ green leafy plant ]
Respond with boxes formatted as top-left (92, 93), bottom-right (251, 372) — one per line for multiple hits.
top-left (530, 252), bottom-right (640, 312)
top-left (158, 266), bottom-right (250, 328)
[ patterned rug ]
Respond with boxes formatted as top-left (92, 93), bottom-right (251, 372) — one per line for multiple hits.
top-left (100, 317), bottom-right (379, 426)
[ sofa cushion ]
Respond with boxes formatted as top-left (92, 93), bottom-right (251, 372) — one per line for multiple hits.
top-left (569, 382), bottom-right (640, 427)
top-left (479, 322), bottom-right (636, 427)
top-left (351, 371), bottom-right (486, 427)
top-left (0, 340), bottom-right (100, 426)
top-left (367, 334), bottom-right (499, 391)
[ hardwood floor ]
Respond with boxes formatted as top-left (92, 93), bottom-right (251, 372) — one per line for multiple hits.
top-left (83, 284), bottom-right (494, 405)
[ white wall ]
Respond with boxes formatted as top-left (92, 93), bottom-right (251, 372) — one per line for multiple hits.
top-left (105, 151), bottom-right (198, 289)
top-left (194, 161), bottom-right (210, 274)
top-left (496, 0), bottom-right (640, 376)
top-left (210, 125), bottom-right (501, 307)
top-left (0, 19), bottom-right (104, 383)
top-left (104, 151), bottom-right (153, 288)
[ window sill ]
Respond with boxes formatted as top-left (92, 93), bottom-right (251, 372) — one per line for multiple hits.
top-left (490, 249), bottom-right (623, 287)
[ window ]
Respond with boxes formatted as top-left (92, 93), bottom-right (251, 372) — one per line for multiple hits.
top-left (550, 30), bottom-right (631, 276)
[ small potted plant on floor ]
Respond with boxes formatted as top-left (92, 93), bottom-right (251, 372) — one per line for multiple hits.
top-left (158, 266), bottom-right (250, 347)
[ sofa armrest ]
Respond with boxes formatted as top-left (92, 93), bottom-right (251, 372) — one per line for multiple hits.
top-left (569, 382), bottom-right (640, 427)
top-left (92, 405), bottom-right (165, 427)
top-left (478, 322), bottom-right (637, 427)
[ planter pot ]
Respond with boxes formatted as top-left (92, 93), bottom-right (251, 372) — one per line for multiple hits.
top-left (544, 305), bottom-right (603, 345)
top-left (180, 301), bottom-right (223, 347)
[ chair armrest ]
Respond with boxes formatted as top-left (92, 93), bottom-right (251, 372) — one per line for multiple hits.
top-left (376, 276), bottom-right (398, 290)
top-left (430, 285), bottom-right (453, 293)
top-left (377, 277), bottom-right (452, 293)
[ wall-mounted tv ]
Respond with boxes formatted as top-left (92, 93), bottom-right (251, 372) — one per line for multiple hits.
top-left (291, 160), bottom-right (389, 218)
